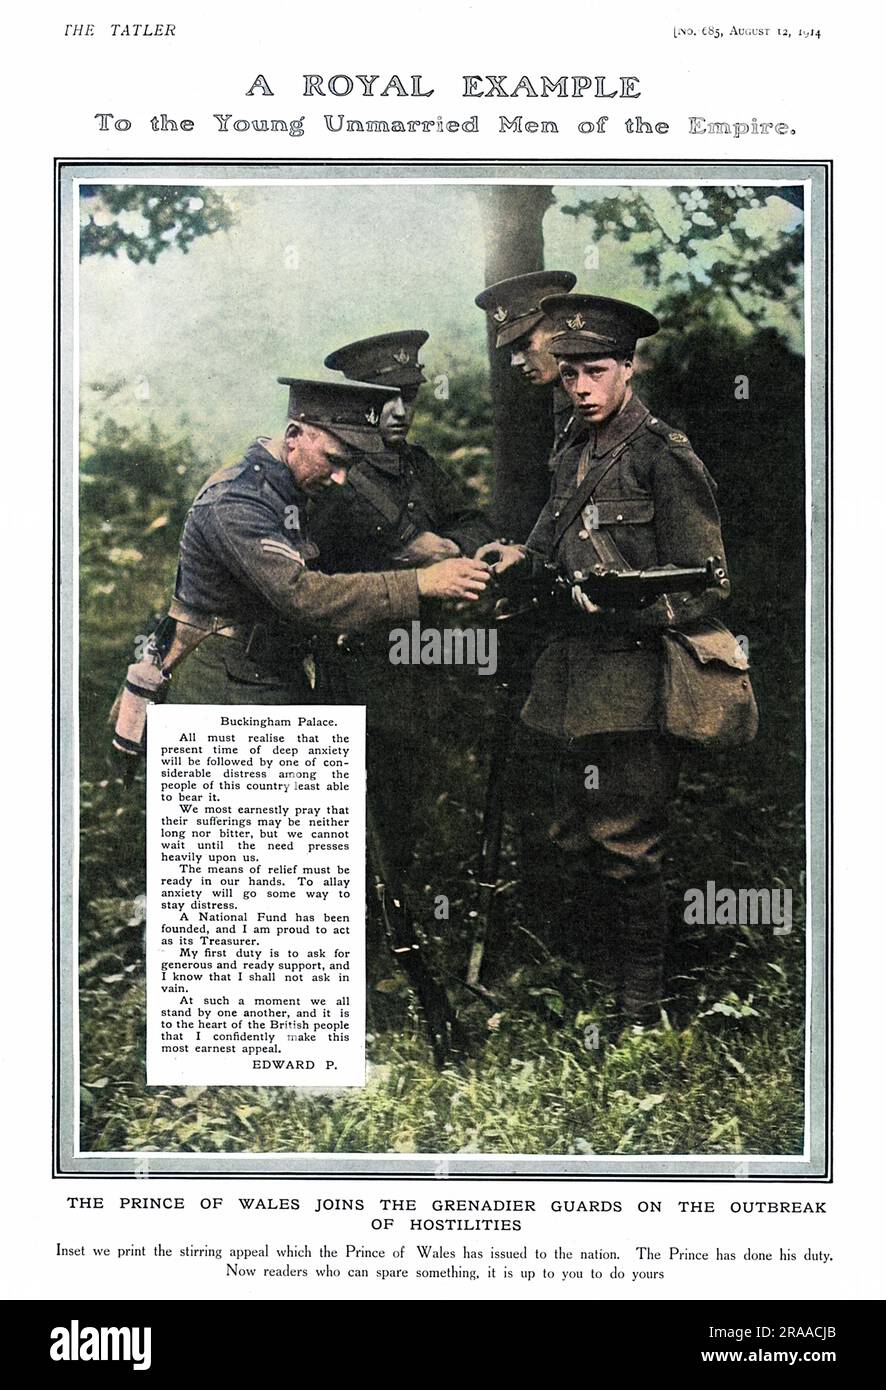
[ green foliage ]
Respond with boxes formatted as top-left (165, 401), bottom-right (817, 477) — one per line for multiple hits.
top-left (80, 185), bottom-right (234, 263)
top-left (79, 418), bottom-right (212, 822)
top-left (560, 186), bottom-right (803, 333)
top-left (412, 364), bottom-right (494, 510)
top-left (80, 416), bottom-right (204, 522)
top-left (79, 855), bottom-right (805, 1155)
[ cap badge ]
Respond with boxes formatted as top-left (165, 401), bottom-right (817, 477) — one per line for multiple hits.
top-left (365, 407), bottom-right (379, 425)
top-left (493, 306), bottom-right (508, 323)
top-left (393, 348), bottom-right (410, 365)
top-left (566, 312), bottom-right (586, 330)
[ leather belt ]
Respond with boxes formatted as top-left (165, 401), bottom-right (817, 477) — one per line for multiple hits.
top-left (551, 614), bottom-right (661, 650)
top-left (168, 598), bottom-right (298, 660)
top-left (168, 597), bottom-right (246, 638)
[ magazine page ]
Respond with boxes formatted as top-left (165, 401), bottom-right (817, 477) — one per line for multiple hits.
top-left (4, 0), bottom-right (882, 1360)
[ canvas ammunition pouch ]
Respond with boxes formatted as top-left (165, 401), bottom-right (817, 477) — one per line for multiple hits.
top-left (659, 620), bottom-right (759, 748)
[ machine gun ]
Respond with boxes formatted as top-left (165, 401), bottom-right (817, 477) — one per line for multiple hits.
top-left (464, 586), bottom-right (545, 1002)
top-left (502, 554), bottom-right (727, 618)
top-left (465, 659), bottom-right (517, 1004)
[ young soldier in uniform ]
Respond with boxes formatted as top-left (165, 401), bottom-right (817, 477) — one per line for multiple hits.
top-left (313, 330), bottom-right (496, 570)
top-left (310, 331), bottom-right (498, 874)
top-left (161, 378), bottom-right (490, 708)
top-left (486, 295), bottom-right (731, 1028)
top-left (473, 271), bottom-right (585, 926)
top-left (474, 269), bottom-right (583, 473)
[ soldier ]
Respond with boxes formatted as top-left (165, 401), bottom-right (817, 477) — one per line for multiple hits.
top-left (474, 269), bottom-right (583, 473)
top-left (486, 295), bottom-right (732, 1028)
top-left (473, 271), bottom-right (584, 928)
top-left (314, 330), bottom-right (496, 570)
top-left (311, 331), bottom-right (498, 874)
top-left (160, 378), bottom-right (490, 709)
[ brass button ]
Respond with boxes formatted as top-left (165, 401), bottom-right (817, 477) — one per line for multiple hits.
top-left (407, 501), bottom-right (415, 510)
top-left (553, 510), bottom-right (561, 518)
top-left (578, 529), bottom-right (589, 540)
top-left (573, 570), bottom-right (584, 580)
top-left (615, 513), bottom-right (624, 522)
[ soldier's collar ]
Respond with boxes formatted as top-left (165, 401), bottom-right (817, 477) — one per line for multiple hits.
top-left (589, 392), bottom-right (650, 457)
top-left (246, 438), bottom-right (304, 502)
top-left (363, 448), bottom-right (405, 477)
top-left (250, 436), bottom-right (284, 465)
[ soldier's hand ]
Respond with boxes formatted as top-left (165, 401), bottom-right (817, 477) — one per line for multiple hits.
top-left (571, 584), bottom-right (604, 616)
top-left (400, 531), bottom-right (461, 564)
top-left (417, 557), bottom-right (491, 602)
top-left (474, 541), bottom-right (527, 575)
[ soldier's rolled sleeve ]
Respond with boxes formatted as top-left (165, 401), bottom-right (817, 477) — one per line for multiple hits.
top-left (206, 495), bottom-right (420, 631)
top-left (376, 568), bottom-right (422, 620)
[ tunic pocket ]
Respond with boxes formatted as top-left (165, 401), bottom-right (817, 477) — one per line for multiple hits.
top-left (592, 495), bottom-right (655, 526)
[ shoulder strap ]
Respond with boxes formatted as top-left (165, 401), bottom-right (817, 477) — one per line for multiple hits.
top-left (345, 462), bottom-right (410, 533)
top-left (553, 435), bottom-right (634, 547)
top-left (192, 457), bottom-right (251, 503)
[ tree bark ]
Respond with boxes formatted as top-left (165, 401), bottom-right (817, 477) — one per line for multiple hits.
top-left (478, 184), bottom-right (556, 540)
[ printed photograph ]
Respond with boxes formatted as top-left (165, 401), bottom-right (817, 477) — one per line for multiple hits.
top-left (65, 163), bottom-right (823, 1172)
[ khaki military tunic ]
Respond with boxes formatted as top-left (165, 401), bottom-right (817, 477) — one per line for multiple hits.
top-left (306, 439), bottom-right (496, 871)
top-left (309, 440), bottom-right (495, 572)
top-left (518, 393), bottom-right (730, 884)
top-left (165, 440), bottom-right (420, 707)
top-left (521, 392), bottom-right (729, 743)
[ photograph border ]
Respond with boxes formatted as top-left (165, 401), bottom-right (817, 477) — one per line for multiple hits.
top-left (54, 158), bottom-right (832, 1179)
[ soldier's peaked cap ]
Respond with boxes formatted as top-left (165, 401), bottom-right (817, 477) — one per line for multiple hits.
top-left (324, 330), bottom-right (429, 390)
top-left (540, 294), bottom-right (660, 358)
top-left (474, 269), bottom-right (577, 348)
top-left (277, 378), bottom-right (398, 454)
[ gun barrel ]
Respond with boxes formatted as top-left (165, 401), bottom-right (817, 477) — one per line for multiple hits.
top-left (557, 556), bottom-right (726, 609)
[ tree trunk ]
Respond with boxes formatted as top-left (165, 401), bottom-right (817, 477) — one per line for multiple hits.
top-left (478, 184), bottom-right (555, 540)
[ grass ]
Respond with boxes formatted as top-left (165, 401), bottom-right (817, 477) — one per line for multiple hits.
top-left (79, 690), bottom-right (806, 1158)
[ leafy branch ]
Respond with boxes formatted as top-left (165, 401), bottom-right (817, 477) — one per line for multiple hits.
top-left (561, 186), bottom-right (803, 333)
top-left (80, 185), bottom-right (234, 263)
